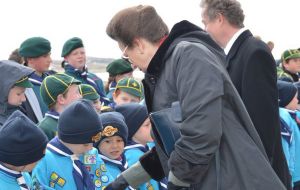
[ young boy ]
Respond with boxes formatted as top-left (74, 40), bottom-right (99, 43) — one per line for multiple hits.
top-left (277, 49), bottom-right (300, 82)
top-left (115, 103), bottom-right (164, 190)
top-left (0, 60), bottom-right (34, 126)
top-left (111, 77), bottom-right (144, 108)
top-left (32, 99), bottom-right (113, 189)
top-left (38, 73), bottom-right (82, 140)
top-left (277, 80), bottom-right (300, 188)
top-left (0, 110), bottom-right (48, 189)
top-left (19, 36), bottom-right (53, 115)
top-left (61, 37), bottom-right (109, 105)
top-left (105, 58), bottom-right (133, 101)
top-left (94, 112), bottom-right (129, 180)
top-left (79, 84), bottom-right (101, 113)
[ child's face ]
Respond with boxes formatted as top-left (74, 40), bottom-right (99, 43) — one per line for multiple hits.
top-left (28, 54), bottom-right (52, 74)
top-left (60, 84), bottom-right (82, 106)
top-left (113, 90), bottom-right (140, 105)
top-left (98, 136), bottom-right (125, 160)
top-left (283, 58), bottom-right (300, 74)
top-left (132, 118), bottom-right (153, 145)
top-left (286, 93), bottom-right (299, 111)
top-left (67, 143), bottom-right (93, 155)
top-left (93, 99), bottom-right (102, 113)
top-left (8, 86), bottom-right (26, 106)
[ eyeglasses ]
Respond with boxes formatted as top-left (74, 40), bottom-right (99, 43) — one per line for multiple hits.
top-left (121, 45), bottom-right (129, 60)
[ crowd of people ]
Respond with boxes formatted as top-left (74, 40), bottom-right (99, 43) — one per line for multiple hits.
top-left (0, 0), bottom-right (299, 189)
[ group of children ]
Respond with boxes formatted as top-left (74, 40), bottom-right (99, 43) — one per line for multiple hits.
top-left (0, 35), bottom-right (160, 189)
top-left (277, 49), bottom-right (300, 189)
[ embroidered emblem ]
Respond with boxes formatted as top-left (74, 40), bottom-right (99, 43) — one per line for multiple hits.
top-left (95, 179), bottom-right (102, 188)
top-left (101, 175), bottom-right (109, 183)
top-left (92, 132), bottom-right (102, 142)
top-left (57, 178), bottom-right (66, 187)
top-left (84, 154), bottom-right (97, 165)
top-left (102, 126), bottom-right (118, 137)
top-left (50, 181), bottom-right (55, 188)
top-left (100, 164), bottom-right (107, 172)
top-left (49, 172), bottom-right (66, 187)
top-left (95, 168), bottom-right (101, 177)
top-left (50, 172), bottom-right (59, 181)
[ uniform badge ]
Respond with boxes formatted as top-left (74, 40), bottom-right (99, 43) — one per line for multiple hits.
top-left (95, 168), bottom-right (101, 177)
top-left (50, 172), bottom-right (59, 181)
top-left (100, 164), bottom-right (107, 172)
top-left (102, 126), bottom-right (118, 137)
top-left (84, 154), bottom-right (97, 165)
top-left (101, 175), bottom-right (109, 183)
top-left (94, 179), bottom-right (102, 188)
top-left (57, 178), bottom-right (66, 187)
top-left (50, 181), bottom-right (55, 188)
top-left (92, 132), bottom-right (102, 142)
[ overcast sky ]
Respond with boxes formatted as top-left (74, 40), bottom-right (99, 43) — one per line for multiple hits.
top-left (0, 0), bottom-right (299, 61)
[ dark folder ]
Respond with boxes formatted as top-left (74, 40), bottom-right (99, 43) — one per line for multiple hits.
top-left (149, 101), bottom-right (182, 157)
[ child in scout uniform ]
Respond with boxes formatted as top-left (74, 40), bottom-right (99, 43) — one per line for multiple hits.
top-left (277, 49), bottom-right (300, 82)
top-left (32, 99), bottom-right (113, 190)
top-left (61, 37), bottom-right (110, 105)
top-left (19, 36), bottom-right (53, 115)
top-left (110, 77), bottom-right (144, 109)
top-left (0, 60), bottom-right (34, 126)
top-left (115, 103), bottom-right (165, 190)
top-left (79, 84), bottom-right (101, 113)
top-left (0, 110), bottom-right (48, 190)
top-left (105, 59), bottom-right (133, 101)
top-left (38, 73), bottom-right (82, 140)
top-left (277, 80), bottom-right (300, 188)
top-left (94, 112), bottom-right (129, 181)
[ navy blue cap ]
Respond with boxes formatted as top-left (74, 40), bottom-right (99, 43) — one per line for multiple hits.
top-left (277, 80), bottom-right (297, 107)
top-left (115, 103), bottom-right (148, 140)
top-left (58, 99), bottom-right (102, 144)
top-left (0, 110), bottom-right (48, 166)
top-left (96, 112), bottom-right (128, 147)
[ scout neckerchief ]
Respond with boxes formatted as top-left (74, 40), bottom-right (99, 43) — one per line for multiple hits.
top-left (64, 64), bottom-right (110, 105)
top-left (0, 162), bottom-right (30, 190)
top-left (99, 153), bottom-right (128, 172)
top-left (47, 137), bottom-right (94, 190)
top-left (29, 72), bottom-right (48, 86)
top-left (125, 140), bottom-right (150, 153)
top-left (45, 110), bottom-right (59, 120)
top-left (279, 117), bottom-right (293, 145)
top-left (125, 141), bottom-right (168, 190)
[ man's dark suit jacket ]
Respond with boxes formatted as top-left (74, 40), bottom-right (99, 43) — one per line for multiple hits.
top-left (226, 30), bottom-right (291, 189)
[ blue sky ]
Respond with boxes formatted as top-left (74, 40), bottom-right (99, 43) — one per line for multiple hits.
top-left (1, 0), bottom-right (299, 60)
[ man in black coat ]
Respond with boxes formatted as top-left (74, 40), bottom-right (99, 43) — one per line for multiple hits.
top-left (201, 0), bottom-right (291, 189)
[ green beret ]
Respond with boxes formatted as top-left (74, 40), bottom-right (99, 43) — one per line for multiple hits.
top-left (15, 76), bottom-right (33, 88)
top-left (40, 73), bottom-right (81, 107)
top-left (61, 37), bottom-right (84, 57)
top-left (106, 59), bottom-right (133, 76)
top-left (79, 84), bottom-right (100, 101)
top-left (19, 37), bottom-right (51, 58)
top-left (282, 49), bottom-right (300, 62)
top-left (116, 77), bottom-right (143, 98)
